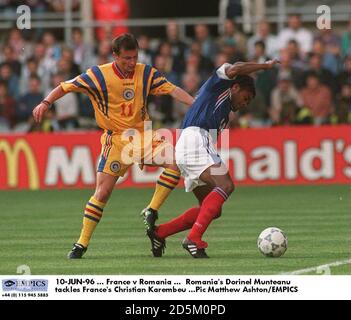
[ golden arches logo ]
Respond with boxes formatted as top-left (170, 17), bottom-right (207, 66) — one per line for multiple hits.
top-left (0, 139), bottom-right (39, 190)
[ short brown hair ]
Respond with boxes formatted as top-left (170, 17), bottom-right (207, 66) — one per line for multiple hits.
top-left (112, 33), bottom-right (139, 55)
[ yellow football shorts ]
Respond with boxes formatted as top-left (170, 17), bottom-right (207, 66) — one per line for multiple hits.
top-left (97, 129), bottom-right (174, 177)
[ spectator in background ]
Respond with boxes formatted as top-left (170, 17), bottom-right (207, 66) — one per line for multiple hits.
top-left (278, 14), bottom-right (313, 56)
top-left (0, 63), bottom-right (19, 100)
top-left (33, 42), bottom-right (56, 93)
top-left (19, 56), bottom-right (39, 95)
top-left (93, 0), bottom-right (129, 41)
top-left (186, 41), bottom-right (213, 81)
top-left (286, 39), bottom-right (307, 70)
top-left (247, 21), bottom-right (278, 59)
top-left (256, 49), bottom-right (301, 106)
top-left (0, 45), bottom-right (22, 77)
top-left (334, 83), bottom-right (351, 124)
top-left (194, 24), bottom-right (218, 60)
top-left (166, 21), bottom-right (187, 72)
top-left (70, 28), bottom-right (95, 72)
top-left (220, 37), bottom-right (245, 63)
top-left (214, 52), bottom-right (229, 68)
top-left (300, 72), bottom-right (333, 125)
top-left (312, 39), bottom-right (340, 75)
top-left (219, 19), bottom-right (247, 56)
top-left (0, 80), bottom-right (16, 130)
top-left (6, 28), bottom-right (31, 63)
top-left (337, 56), bottom-right (351, 94)
top-left (251, 40), bottom-right (270, 63)
top-left (94, 39), bottom-right (113, 65)
top-left (315, 28), bottom-right (341, 57)
top-left (270, 74), bottom-right (303, 125)
top-left (61, 46), bottom-right (81, 75)
top-left (274, 49), bottom-right (304, 89)
top-left (42, 31), bottom-right (61, 62)
top-left (341, 18), bottom-right (351, 58)
top-left (184, 51), bottom-right (204, 84)
top-left (56, 58), bottom-right (76, 81)
top-left (148, 55), bottom-right (176, 126)
top-left (173, 71), bottom-right (200, 127)
top-left (137, 35), bottom-right (153, 66)
top-left (50, 73), bottom-right (79, 130)
top-left (303, 53), bottom-right (335, 94)
top-left (156, 41), bottom-right (181, 83)
top-left (16, 75), bottom-right (43, 130)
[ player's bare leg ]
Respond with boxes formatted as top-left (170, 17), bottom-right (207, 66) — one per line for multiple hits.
top-left (68, 172), bottom-right (118, 259)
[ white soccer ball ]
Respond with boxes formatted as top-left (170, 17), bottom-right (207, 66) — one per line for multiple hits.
top-left (257, 227), bottom-right (288, 258)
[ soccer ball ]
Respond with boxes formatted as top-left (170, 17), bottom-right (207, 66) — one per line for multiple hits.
top-left (257, 227), bottom-right (288, 257)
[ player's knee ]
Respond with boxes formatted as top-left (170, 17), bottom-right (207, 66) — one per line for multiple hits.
top-left (163, 163), bottom-right (179, 172)
top-left (94, 188), bottom-right (111, 203)
top-left (220, 180), bottom-right (235, 196)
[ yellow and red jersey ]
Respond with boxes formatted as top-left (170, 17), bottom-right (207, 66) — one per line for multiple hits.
top-left (60, 62), bottom-right (176, 132)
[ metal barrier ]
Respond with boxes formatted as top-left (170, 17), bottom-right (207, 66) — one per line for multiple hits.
top-left (0, 1), bottom-right (349, 43)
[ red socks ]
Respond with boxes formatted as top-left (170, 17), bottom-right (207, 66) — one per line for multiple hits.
top-left (188, 187), bottom-right (228, 245)
top-left (156, 207), bottom-right (200, 239)
top-left (155, 187), bottom-right (229, 248)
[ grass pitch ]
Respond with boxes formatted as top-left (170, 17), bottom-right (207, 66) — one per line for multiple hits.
top-left (0, 185), bottom-right (350, 275)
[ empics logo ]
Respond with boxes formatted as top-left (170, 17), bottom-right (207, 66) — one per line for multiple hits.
top-left (3, 280), bottom-right (16, 288)
top-left (2, 279), bottom-right (48, 292)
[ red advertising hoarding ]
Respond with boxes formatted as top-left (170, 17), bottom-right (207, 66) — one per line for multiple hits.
top-left (0, 126), bottom-right (350, 190)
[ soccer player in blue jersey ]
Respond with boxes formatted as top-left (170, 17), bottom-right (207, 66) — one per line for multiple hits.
top-left (146, 59), bottom-right (279, 258)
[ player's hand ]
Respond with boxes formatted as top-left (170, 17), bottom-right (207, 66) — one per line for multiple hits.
top-left (33, 102), bottom-right (49, 123)
top-left (265, 59), bottom-right (280, 69)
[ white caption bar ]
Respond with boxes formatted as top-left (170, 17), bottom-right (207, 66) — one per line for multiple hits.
top-left (1, 275), bottom-right (351, 300)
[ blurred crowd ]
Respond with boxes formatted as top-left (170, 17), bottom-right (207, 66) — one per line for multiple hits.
top-left (1, 13), bottom-right (351, 132)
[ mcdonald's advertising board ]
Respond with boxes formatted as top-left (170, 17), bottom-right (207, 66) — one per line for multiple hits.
top-left (0, 126), bottom-right (350, 190)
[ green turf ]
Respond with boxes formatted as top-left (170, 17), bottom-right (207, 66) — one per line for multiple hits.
top-left (0, 185), bottom-right (350, 275)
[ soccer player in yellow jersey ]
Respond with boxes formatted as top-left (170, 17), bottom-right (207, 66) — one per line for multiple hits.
top-left (33, 34), bottom-right (194, 259)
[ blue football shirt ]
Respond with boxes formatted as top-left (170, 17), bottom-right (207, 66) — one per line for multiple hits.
top-left (181, 63), bottom-right (236, 131)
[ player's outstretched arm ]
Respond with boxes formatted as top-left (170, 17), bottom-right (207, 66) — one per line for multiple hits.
top-left (33, 85), bottom-right (66, 123)
top-left (170, 86), bottom-right (195, 106)
top-left (225, 59), bottom-right (280, 79)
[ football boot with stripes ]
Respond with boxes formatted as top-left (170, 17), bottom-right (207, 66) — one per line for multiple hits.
top-left (182, 238), bottom-right (209, 258)
top-left (147, 229), bottom-right (166, 257)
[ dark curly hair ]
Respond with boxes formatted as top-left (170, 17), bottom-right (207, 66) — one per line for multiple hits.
top-left (232, 75), bottom-right (256, 97)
